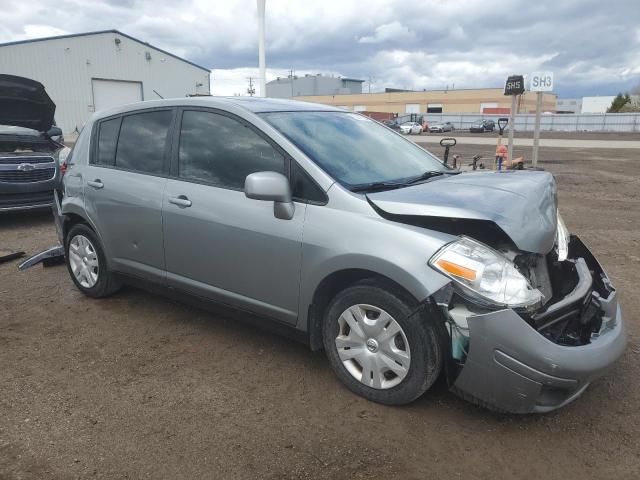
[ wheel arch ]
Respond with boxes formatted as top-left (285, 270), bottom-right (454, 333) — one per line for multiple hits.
top-left (306, 268), bottom-right (426, 351)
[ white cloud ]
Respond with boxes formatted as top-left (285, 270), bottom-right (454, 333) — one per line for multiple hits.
top-left (0, 0), bottom-right (638, 97)
top-left (358, 21), bottom-right (417, 44)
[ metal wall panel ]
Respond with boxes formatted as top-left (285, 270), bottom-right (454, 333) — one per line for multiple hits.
top-left (0, 32), bottom-right (210, 134)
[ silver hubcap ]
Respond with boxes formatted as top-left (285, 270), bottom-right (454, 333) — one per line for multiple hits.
top-left (68, 234), bottom-right (99, 288)
top-left (335, 304), bottom-right (411, 389)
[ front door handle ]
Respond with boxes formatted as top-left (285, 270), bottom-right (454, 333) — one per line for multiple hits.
top-left (168, 195), bottom-right (192, 208)
top-left (87, 179), bottom-right (104, 189)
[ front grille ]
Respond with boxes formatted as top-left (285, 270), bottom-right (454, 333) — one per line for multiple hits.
top-left (0, 168), bottom-right (55, 183)
top-left (0, 191), bottom-right (53, 208)
top-left (0, 155), bottom-right (55, 165)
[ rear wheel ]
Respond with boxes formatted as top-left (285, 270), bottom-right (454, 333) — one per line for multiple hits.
top-left (322, 280), bottom-right (443, 405)
top-left (65, 223), bottom-right (121, 298)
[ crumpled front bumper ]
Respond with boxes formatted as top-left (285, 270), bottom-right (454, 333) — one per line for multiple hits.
top-left (450, 237), bottom-right (627, 414)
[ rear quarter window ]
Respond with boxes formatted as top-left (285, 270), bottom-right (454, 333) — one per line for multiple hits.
top-left (96, 117), bottom-right (121, 166)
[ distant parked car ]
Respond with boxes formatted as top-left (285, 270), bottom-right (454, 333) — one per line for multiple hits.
top-left (469, 119), bottom-right (495, 133)
top-left (382, 120), bottom-right (401, 132)
top-left (399, 122), bottom-right (422, 135)
top-left (429, 121), bottom-right (454, 133)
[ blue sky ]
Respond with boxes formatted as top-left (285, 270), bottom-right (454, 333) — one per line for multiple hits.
top-left (1, 0), bottom-right (638, 98)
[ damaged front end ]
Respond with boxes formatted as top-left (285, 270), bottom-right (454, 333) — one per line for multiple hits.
top-left (433, 233), bottom-right (626, 414)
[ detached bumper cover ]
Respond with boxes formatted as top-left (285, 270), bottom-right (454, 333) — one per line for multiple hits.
top-left (451, 238), bottom-right (627, 414)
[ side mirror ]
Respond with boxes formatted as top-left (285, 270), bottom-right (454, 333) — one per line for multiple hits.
top-left (47, 126), bottom-right (63, 138)
top-left (244, 171), bottom-right (295, 220)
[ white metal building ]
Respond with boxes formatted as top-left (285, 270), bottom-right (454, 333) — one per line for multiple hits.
top-left (581, 96), bottom-right (615, 114)
top-left (0, 30), bottom-right (211, 134)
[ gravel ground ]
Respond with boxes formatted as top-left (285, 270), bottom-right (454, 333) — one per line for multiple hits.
top-left (1, 145), bottom-right (639, 479)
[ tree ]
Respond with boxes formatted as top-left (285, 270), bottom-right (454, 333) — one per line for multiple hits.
top-left (607, 92), bottom-right (631, 113)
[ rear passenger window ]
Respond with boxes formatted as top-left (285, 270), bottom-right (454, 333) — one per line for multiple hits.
top-left (178, 110), bottom-right (285, 189)
top-left (115, 110), bottom-right (173, 174)
top-left (96, 117), bottom-right (120, 166)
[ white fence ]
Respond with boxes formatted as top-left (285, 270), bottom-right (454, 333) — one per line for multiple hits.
top-left (424, 113), bottom-right (640, 133)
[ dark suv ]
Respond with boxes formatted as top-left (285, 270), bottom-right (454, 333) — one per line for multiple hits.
top-left (0, 75), bottom-right (67, 212)
top-left (469, 119), bottom-right (495, 133)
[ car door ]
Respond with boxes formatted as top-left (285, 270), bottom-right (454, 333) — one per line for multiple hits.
top-left (162, 108), bottom-right (306, 325)
top-left (83, 108), bottom-right (174, 283)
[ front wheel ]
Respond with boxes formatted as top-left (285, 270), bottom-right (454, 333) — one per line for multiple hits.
top-left (322, 280), bottom-right (443, 405)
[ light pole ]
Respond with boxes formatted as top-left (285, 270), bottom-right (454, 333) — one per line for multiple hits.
top-left (257, 0), bottom-right (266, 97)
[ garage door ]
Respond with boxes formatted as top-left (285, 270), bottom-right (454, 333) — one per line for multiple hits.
top-left (92, 79), bottom-right (143, 113)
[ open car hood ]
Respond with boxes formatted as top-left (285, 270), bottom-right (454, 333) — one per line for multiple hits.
top-left (0, 74), bottom-right (56, 132)
top-left (367, 170), bottom-right (558, 254)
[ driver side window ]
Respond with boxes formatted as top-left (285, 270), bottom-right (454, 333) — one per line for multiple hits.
top-left (178, 110), bottom-right (285, 189)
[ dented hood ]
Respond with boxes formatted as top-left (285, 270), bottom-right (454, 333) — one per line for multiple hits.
top-left (0, 74), bottom-right (56, 132)
top-left (367, 170), bottom-right (558, 254)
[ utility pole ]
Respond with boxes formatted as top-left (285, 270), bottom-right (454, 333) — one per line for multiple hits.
top-left (247, 77), bottom-right (256, 96)
top-left (507, 93), bottom-right (518, 164)
top-left (532, 91), bottom-right (542, 167)
top-left (289, 68), bottom-right (295, 98)
top-left (367, 75), bottom-right (374, 93)
top-left (257, 0), bottom-right (266, 97)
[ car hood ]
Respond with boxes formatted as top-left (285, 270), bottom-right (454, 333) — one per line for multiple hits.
top-left (367, 170), bottom-right (558, 254)
top-left (0, 74), bottom-right (56, 132)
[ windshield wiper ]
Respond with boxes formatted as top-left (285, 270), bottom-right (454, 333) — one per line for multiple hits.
top-left (350, 181), bottom-right (407, 193)
top-left (351, 170), bottom-right (460, 193)
top-left (404, 170), bottom-right (460, 185)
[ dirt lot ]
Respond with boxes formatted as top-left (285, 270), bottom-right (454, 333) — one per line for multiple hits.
top-left (1, 145), bottom-right (639, 479)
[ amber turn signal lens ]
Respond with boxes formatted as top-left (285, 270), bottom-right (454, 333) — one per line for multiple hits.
top-left (435, 259), bottom-right (477, 281)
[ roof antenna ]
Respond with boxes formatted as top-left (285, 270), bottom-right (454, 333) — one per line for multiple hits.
top-left (153, 89), bottom-right (164, 99)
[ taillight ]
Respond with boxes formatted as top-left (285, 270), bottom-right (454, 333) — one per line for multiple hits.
top-left (60, 162), bottom-right (67, 176)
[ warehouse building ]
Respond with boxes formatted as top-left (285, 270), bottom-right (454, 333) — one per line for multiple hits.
top-left (580, 96), bottom-right (616, 113)
top-left (0, 30), bottom-right (211, 134)
top-left (556, 98), bottom-right (583, 114)
top-left (267, 74), bottom-right (364, 98)
top-left (295, 88), bottom-right (556, 115)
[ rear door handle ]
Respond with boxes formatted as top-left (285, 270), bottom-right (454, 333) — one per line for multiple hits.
top-left (168, 195), bottom-right (192, 208)
top-left (87, 179), bottom-right (104, 189)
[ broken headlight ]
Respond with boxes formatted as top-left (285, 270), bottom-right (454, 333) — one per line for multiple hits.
top-left (429, 237), bottom-right (543, 308)
top-left (555, 212), bottom-right (569, 262)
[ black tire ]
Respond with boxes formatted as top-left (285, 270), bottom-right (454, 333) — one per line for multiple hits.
top-left (65, 223), bottom-right (121, 298)
top-left (322, 279), bottom-right (443, 405)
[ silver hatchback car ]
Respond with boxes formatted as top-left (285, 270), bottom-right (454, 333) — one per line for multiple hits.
top-left (54, 97), bottom-right (626, 413)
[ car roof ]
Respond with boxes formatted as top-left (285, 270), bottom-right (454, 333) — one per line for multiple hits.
top-left (91, 96), bottom-right (342, 121)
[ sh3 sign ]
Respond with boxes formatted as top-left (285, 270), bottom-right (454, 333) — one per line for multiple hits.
top-left (530, 72), bottom-right (554, 92)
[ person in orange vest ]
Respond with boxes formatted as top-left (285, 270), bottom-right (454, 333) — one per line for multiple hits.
top-left (495, 142), bottom-right (508, 170)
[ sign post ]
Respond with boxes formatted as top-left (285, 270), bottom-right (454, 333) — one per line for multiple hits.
top-left (529, 72), bottom-right (554, 168)
top-left (503, 75), bottom-right (524, 167)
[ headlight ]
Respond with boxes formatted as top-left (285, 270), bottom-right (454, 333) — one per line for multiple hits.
top-left (429, 237), bottom-right (543, 308)
top-left (555, 212), bottom-right (569, 261)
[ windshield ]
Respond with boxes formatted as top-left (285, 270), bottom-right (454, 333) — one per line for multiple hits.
top-left (260, 112), bottom-right (446, 187)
